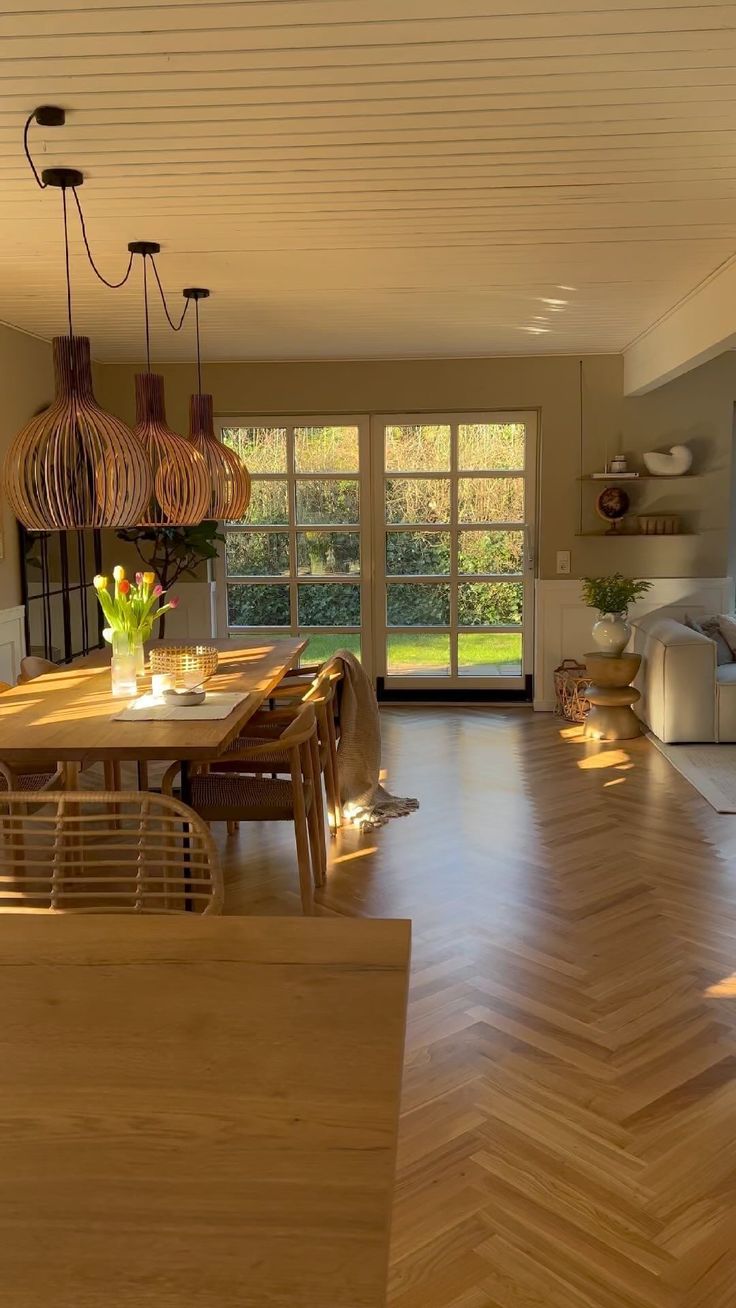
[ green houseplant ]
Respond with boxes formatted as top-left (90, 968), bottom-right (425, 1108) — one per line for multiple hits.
top-left (116, 522), bottom-right (223, 636)
top-left (581, 573), bottom-right (652, 656)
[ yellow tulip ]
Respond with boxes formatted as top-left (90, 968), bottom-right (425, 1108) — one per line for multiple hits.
top-left (93, 574), bottom-right (108, 590)
top-left (143, 571), bottom-right (155, 586)
top-left (113, 565), bottom-right (125, 582)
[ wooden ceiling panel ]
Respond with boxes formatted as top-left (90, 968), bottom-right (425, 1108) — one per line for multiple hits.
top-left (0, 0), bottom-right (735, 360)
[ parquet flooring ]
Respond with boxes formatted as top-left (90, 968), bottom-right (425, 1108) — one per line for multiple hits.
top-left (115, 709), bottom-right (736, 1305)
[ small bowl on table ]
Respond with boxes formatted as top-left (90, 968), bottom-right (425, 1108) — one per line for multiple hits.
top-left (162, 687), bottom-right (206, 707)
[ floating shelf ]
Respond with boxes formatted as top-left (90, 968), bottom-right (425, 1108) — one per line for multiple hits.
top-left (575, 532), bottom-right (697, 539)
top-left (578, 474), bottom-right (700, 482)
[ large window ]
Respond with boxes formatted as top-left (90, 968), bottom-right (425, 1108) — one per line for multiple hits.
top-left (219, 419), bottom-right (370, 667)
top-left (374, 414), bottom-right (536, 688)
top-left (217, 410), bottom-right (537, 692)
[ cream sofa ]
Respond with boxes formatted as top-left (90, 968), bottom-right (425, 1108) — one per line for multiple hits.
top-left (631, 614), bottom-right (736, 743)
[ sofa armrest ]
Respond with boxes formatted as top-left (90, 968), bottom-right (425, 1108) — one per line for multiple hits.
top-left (630, 618), bottom-right (717, 743)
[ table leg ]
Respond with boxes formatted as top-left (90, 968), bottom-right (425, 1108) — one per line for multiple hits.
top-left (62, 761), bottom-right (80, 791)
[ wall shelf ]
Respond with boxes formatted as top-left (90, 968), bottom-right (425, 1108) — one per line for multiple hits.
top-left (578, 475), bottom-right (700, 482)
top-left (574, 532), bottom-right (698, 539)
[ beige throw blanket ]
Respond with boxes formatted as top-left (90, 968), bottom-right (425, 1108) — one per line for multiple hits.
top-left (334, 650), bottom-right (419, 831)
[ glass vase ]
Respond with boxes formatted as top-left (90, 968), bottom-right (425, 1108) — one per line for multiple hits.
top-left (110, 631), bottom-right (137, 698)
top-left (131, 633), bottom-right (146, 679)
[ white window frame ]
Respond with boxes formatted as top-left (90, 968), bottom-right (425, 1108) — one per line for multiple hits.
top-left (214, 414), bottom-right (374, 678)
top-left (369, 410), bottom-right (539, 690)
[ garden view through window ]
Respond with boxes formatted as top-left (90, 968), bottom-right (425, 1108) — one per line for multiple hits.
top-left (220, 414), bottom-right (536, 687)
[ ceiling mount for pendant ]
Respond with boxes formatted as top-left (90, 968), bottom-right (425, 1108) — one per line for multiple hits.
top-left (41, 167), bottom-right (84, 189)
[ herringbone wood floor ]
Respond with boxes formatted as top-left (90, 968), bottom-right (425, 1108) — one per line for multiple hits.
top-left (121, 708), bottom-right (736, 1306)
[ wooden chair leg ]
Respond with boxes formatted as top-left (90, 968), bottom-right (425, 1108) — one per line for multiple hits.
top-left (326, 712), bottom-right (342, 829)
top-left (307, 734), bottom-right (327, 887)
top-left (290, 745), bottom-right (314, 915)
top-left (137, 760), bottom-right (149, 791)
top-left (227, 819), bottom-right (237, 836)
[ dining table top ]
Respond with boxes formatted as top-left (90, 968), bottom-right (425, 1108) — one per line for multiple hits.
top-left (0, 914), bottom-right (411, 1308)
top-left (0, 636), bottom-right (306, 765)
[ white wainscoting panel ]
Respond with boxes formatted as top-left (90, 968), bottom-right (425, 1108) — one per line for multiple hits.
top-left (534, 578), bottom-right (734, 711)
top-left (0, 605), bottom-right (26, 685)
top-left (159, 582), bottom-right (217, 641)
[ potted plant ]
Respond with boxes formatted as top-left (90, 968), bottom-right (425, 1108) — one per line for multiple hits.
top-left (581, 573), bottom-right (652, 656)
top-left (116, 521), bottom-right (223, 636)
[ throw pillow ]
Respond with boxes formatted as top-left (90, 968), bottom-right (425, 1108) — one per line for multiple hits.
top-left (718, 614), bottom-right (736, 659)
top-left (685, 614), bottom-right (733, 666)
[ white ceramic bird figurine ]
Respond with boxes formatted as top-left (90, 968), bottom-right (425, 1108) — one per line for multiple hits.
top-left (642, 444), bottom-right (693, 476)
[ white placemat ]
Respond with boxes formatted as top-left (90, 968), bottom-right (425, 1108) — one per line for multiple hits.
top-left (113, 691), bottom-right (249, 722)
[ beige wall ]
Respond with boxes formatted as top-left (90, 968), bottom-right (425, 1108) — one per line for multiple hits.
top-left (0, 324), bottom-right (53, 608)
top-left (95, 351), bottom-right (736, 581)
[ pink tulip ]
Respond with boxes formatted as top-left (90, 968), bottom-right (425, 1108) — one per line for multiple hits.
top-left (169, 595), bottom-right (180, 609)
top-left (153, 584), bottom-right (163, 597)
top-left (135, 572), bottom-right (143, 584)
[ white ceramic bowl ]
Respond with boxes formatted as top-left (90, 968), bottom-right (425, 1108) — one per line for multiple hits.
top-left (162, 687), bottom-right (206, 707)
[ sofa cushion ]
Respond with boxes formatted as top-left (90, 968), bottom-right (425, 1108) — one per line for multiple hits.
top-left (718, 613), bottom-right (736, 659)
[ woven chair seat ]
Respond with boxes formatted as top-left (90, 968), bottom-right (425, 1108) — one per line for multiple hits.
top-left (190, 772), bottom-right (304, 816)
top-left (0, 770), bottom-right (56, 793)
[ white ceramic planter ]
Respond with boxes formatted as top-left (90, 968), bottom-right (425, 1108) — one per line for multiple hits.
top-left (591, 611), bottom-right (631, 657)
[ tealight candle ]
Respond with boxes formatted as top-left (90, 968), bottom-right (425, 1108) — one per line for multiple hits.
top-left (152, 672), bottom-right (174, 697)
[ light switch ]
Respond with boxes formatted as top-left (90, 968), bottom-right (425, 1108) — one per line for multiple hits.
top-left (556, 551), bottom-right (571, 575)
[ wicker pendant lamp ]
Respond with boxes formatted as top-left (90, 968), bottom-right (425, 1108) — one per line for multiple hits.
top-left (130, 243), bottom-right (210, 527)
top-left (185, 288), bottom-right (250, 521)
top-left (3, 163), bottom-right (152, 531)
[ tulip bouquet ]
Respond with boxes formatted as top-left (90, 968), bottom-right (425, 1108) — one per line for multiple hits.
top-left (93, 566), bottom-right (179, 646)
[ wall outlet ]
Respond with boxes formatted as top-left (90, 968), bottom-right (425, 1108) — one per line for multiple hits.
top-left (556, 551), bottom-right (571, 575)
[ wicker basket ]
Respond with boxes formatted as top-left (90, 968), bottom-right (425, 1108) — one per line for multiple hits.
top-left (553, 659), bottom-right (591, 723)
top-left (149, 644), bottom-right (219, 688)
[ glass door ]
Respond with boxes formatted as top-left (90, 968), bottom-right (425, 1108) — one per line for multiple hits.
top-left (217, 417), bottom-right (371, 672)
top-left (372, 412), bottom-right (537, 690)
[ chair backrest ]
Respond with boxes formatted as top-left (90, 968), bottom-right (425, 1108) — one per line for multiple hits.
top-left (0, 790), bottom-right (223, 914)
top-left (280, 702), bottom-right (317, 745)
top-left (18, 656), bottom-right (57, 684)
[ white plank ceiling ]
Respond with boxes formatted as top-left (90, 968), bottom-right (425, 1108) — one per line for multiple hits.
top-left (1, 0), bottom-right (736, 361)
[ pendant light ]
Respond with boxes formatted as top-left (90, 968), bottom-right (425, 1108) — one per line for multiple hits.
top-left (185, 288), bottom-right (250, 521)
top-left (3, 149), bottom-right (152, 531)
top-left (129, 242), bottom-right (210, 526)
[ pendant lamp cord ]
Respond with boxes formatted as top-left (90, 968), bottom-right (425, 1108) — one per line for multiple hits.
top-left (70, 187), bottom-right (133, 288)
top-left (61, 185), bottom-right (73, 338)
top-left (195, 297), bottom-right (202, 396)
top-left (150, 256), bottom-right (191, 331)
top-left (143, 254), bottom-right (151, 372)
top-left (23, 112), bottom-right (46, 189)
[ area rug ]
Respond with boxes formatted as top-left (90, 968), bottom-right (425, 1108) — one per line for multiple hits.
top-left (648, 735), bottom-right (736, 813)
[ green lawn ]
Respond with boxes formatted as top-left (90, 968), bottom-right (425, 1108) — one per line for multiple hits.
top-left (300, 631), bottom-right (521, 673)
top-left (237, 628), bottom-right (522, 672)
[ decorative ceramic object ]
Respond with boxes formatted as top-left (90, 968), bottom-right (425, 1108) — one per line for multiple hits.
top-left (642, 444), bottom-right (692, 476)
top-left (596, 486), bottom-right (630, 534)
top-left (610, 453), bottom-right (628, 473)
top-left (591, 612), bottom-right (631, 657)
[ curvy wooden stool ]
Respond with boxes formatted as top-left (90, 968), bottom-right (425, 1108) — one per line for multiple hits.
top-left (584, 651), bottom-right (642, 741)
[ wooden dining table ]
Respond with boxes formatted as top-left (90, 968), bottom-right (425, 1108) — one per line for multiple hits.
top-left (0, 914), bottom-right (410, 1307)
top-left (0, 636), bottom-right (306, 799)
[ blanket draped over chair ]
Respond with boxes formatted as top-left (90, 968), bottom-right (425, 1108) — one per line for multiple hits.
top-left (334, 650), bottom-right (419, 831)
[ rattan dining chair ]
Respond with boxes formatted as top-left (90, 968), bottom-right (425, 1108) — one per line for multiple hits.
top-left (162, 703), bottom-right (324, 914)
top-left (0, 790), bottom-right (223, 914)
top-left (17, 656), bottom-right (122, 791)
top-left (262, 660), bottom-right (343, 830)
